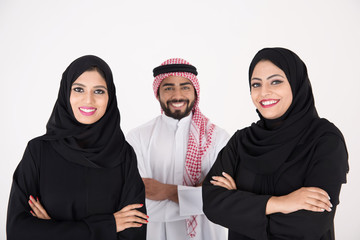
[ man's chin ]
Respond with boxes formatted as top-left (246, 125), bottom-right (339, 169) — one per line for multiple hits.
top-left (160, 99), bottom-right (195, 120)
top-left (166, 110), bottom-right (189, 120)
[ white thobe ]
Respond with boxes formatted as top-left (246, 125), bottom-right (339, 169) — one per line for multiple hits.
top-left (127, 113), bottom-right (230, 240)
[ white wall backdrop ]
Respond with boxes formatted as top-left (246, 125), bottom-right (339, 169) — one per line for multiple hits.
top-left (1, 0), bottom-right (359, 238)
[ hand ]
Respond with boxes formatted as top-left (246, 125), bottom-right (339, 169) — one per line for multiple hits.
top-left (28, 195), bottom-right (51, 220)
top-left (142, 178), bottom-right (178, 203)
top-left (210, 172), bottom-right (237, 190)
top-left (113, 204), bottom-right (148, 232)
top-left (266, 187), bottom-right (332, 215)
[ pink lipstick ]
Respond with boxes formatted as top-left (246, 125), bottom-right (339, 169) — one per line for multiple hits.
top-left (79, 107), bottom-right (97, 116)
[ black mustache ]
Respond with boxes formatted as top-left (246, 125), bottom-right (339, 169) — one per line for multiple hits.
top-left (167, 99), bottom-right (189, 104)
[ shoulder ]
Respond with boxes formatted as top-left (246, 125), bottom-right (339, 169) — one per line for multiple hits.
top-left (308, 118), bottom-right (348, 166)
top-left (19, 136), bottom-right (47, 169)
top-left (211, 124), bottom-right (230, 144)
top-left (218, 127), bottom-right (249, 152)
top-left (27, 136), bottom-right (47, 153)
top-left (126, 116), bottom-right (162, 147)
top-left (313, 118), bottom-right (344, 136)
top-left (230, 127), bottom-right (250, 142)
top-left (127, 116), bottom-right (160, 136)
top-left (308, 118), bottom-right (346, 146)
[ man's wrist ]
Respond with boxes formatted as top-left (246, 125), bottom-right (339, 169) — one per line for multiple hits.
top-left (166, 184), bottom-right (179, 203)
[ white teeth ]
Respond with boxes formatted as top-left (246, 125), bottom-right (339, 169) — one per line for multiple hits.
top-left (80, 108), bottom-right (96, 112)
top-left (261, 100), bottom-right (278, 106)
top-left (172, 102), bottom-right (184, 107)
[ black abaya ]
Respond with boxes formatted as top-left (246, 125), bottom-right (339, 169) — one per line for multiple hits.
top-left (202, 48), bottom-right (349, 240)
top-left (7, 139), bottom-right (145, 240)
top-left (203, 119), bottom-right (347, 239)
top-left (7, 55), bottom-right (146, 239)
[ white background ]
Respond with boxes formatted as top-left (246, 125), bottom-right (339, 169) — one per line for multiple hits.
top-left (1, 0), bottom-right (359, 239)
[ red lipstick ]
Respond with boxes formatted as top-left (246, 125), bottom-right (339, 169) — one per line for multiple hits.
top-left (259, 99), bottom-right (279, 108)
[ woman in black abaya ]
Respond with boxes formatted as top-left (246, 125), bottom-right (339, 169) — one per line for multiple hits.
top-left (202, 47), bottom-right (349, 240)
top-left (7, 55), bottom-right (147, 240)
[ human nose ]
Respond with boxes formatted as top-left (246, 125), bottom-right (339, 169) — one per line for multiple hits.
top-left (85, 92), bottom-right (94, 104)
top-left (172, 87), bottom-right (183, 99)
top-left (260, 84), bottom-right (271, 97)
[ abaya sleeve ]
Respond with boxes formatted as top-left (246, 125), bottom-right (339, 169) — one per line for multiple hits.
top-left (115, 144), bottom-right (147, 240)
top-left (7, 140), bottom-right (146, 240)
top-left (267, 133), bottom-right (348, 239)
top-left (203, 132), bottom-right (348, 239)
top-left (7, 141), bottom-right (116, 240)
top-left (202, 132), bottom-right (272, 240)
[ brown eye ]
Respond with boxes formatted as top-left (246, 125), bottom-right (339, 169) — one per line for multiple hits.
top-left (73, 87), bottom-right (84, 93)
top-left (94, 89), bottom-right (106, 94)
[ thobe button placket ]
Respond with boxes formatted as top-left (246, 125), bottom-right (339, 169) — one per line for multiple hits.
top-left (174, 122), bottom-right (185, 185)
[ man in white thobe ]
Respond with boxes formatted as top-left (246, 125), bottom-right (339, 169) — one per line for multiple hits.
top-left (127, 58), bottom-right (229, 240)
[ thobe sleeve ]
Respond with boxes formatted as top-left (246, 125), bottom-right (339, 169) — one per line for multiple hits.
top-left (116, 145), bottom-right (147, 240)
top-left (178, 186), bottom-right (203, 216)
top-left (202, 133), bottom-right (271, 240)
top-left (6, 141), bottom-right (118, 240)
top-left (268, 134), bottom-right (348, 239)
top-left (178, 128), bottom-right (230, 217)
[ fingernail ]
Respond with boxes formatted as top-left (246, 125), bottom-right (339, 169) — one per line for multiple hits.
top-left (146, 215), bottom-right (149, 218)
top-left (145, 220), bottom-right (149, 223)
top-left (212, 176), bottom-right (216, 179)
top-left (140, 204), bottom-right (143, 207)
top-left (139, 224), bottom-right (143, 226)
top-left (222, 172), bottom-right (225, 175)
top-left (36, 197), bottom-right (39, 201)
top-left (28, 200), bottom-right (32, 204)
top-left (30, 195), bottom-right (34, 200)
top-left (30, 210), bottom-right (34, 214)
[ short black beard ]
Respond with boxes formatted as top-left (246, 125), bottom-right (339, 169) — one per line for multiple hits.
top-left (160, 99), bottom-right (195, 120)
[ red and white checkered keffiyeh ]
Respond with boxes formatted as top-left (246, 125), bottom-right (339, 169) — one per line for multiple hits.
top-left (153, 58), bottom-right (216, 238)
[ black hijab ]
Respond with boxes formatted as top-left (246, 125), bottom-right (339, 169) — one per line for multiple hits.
top-left (237, 48), bottom-right (348, 191)
top-left (41, 55), bottom-right (129, 168)
top-left (248, 47), bottom-right (318, 129)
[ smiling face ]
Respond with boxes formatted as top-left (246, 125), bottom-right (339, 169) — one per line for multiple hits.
top-left (158, 76), bottom-right (196, 120)
top-left (70, 70), bottom-right (109, 124)
top-left (250, 60), bottom-right (293, 120)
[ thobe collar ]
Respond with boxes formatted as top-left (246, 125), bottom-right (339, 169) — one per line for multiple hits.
top-left (161, 112), bottom-right (193, 129)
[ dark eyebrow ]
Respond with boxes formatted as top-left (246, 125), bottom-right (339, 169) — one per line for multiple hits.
top-left (161, 83), bottom-right (175, 87)
top-left (251, 74), bottom-right (285, 82)
top-left (72, 83), bottom-right (85, 87)
top-left (251, 77), bottom-right (262, 82)
top-left (161, 82), bottom-right (192, 87)
top-left (267, 74), bottom-right (285, 80)
top-left (93, 85), bottom-right (108, 90)
top-left (72, 83), bottom-right (107, 90)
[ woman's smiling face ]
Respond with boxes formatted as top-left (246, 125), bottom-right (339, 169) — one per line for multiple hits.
top-left (250, 60), bottom-right (293, 120)
top-left (70, 70), bottom-right (109, 124)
